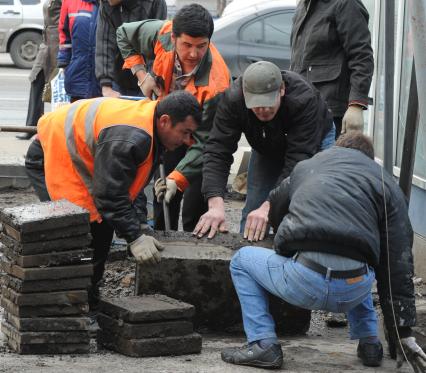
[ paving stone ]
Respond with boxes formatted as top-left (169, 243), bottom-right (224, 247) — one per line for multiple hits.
top-left (97, 312), bottom-right (193, 339)
top-left (98, 331), bottom-right (202, 357)
top-left (2, 287), bottom-right (88, 306)
top-left (4, 312), bottom-right (90, 331)
top-left (98, 295), bottom-right (195, 323)
top-left (1, 222), bottom-right (90, 244)
top-left (1, 320), bottom-right (90, 344)
top-left (0, 256), bottom-right (93, 280)
top-left (413, 299), bottom-right (426, 350)
top-left (0, 243), bottom-right (93, 268)
top-left (1, 297), bottom-right (89, 317)
top-left (0, 232), bottom-right (91, 255)
top-left (4, 336), bottom-right (90, 355)
top-left (1, 273), bottom-right (92, 293)
top-left (136, 238), bottom-right (311, 333)
top-left (0, 200), bottom-right (89, 234)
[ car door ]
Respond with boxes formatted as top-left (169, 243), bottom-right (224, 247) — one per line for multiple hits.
top-left (238, 10), bottom-right (294, 74)
top-left (0, 0), bottom-right (22, 52)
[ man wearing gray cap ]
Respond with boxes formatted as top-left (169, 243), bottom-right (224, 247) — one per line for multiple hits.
top-left (193, 61), bottom-right (334, 241)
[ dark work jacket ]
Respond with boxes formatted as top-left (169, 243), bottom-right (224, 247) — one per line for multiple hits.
top-left (95, 0), bottom-right (167, 91)
top-left (202, 70), bottom-right (332, 200)
top-left (269, 146), bottom-right (415, 335)
top-left (290, 0), bottom-right (374, 117)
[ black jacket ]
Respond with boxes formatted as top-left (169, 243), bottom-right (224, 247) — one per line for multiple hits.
top-left (95, 0), bottom-right (167, 91)
top-left (290, 0), bottom-right (374, 117)
top-left (202, 70), bottom-right (332, 199)
top-left (269, 146), bottom-right (415, 334)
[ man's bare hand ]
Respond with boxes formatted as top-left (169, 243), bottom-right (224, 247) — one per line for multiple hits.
top-left (244, 201), bottom-right (270, 242)
top-left (193, 197), bottom-right (228, 239)
top-left (102, 85), bottom-right (121, 98)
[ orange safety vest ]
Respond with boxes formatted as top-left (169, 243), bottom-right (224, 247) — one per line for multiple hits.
top-left (37, 98), bottom-right (157, 222)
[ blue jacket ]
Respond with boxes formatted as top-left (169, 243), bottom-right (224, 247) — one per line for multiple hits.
top-left (57, 0), bottom-right (100, 98)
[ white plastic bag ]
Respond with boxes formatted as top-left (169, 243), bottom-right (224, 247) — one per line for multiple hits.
top-left (50, 68), bottom-right (70, 111)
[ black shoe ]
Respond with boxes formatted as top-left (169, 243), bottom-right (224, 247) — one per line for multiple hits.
top-left (357, 341), bottom-right (383, 367)
top-left (16, 133), bottom-right (33, 140)
top-left (221, 342), bottom-right (283, 369)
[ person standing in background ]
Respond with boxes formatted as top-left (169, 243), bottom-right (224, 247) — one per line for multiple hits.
top-left (57, 0), bottom-right (101, 102)
top-left (17, 0), bottom-right (62, 140)
top-left (290, 0), bottom-right (374, 138)
top-left (95, 0), bottom-right (167, 98)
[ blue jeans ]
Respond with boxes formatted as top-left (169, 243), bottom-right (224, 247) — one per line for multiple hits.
top-left (240, 124), bottom-right (336, 231)
top-left (230, 247), bottom-right (377, 343)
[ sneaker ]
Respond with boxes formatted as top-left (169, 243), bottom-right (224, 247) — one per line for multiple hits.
top-left (221, 342), bottom-right (283, 369)
top-left (357, 341), bottom-right (383, 367)
top-left (325, 312), bottom-right (348, 327)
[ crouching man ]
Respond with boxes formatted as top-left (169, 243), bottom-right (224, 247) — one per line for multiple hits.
top-left (221, 133), bottom-right (426, 371)
top-left (25, 91), bottom-right (201, 308)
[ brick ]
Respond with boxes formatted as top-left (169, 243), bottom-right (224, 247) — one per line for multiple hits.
top-left (97, 312), bottom-right (193, 339)
top-left (2, 222), bottom-right (90, 243)
top-left (1, 320), bottom-right (90, 344)
top-left (4, 312), bottom-right (90, 331)
top-left (0, 256), bottom-right (93, 280)
top-left (0, 200), bottom-right (89, 234)
top-left (136, 237), bottom-right (311, 333)
top-left (1, 273), bottom-right (91, 293)
top-left (98, 331), bottom-right (202, 357)
top-left (0, 232), bottom-right (91, 255)
top-left (1, 243), bottom-right (93, 268)
top-left (98, 295), bottom-right (195, 323)
top-left (2, 287), bottom-right (88, 306)
top-left (1, 297), bottom-right (89, 317)
top-left (4, 336), bottom-right (90, 355)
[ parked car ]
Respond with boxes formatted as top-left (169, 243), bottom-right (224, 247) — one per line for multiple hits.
top-left (213, 0), bottom-right (296, 79)
top-left (0, 0), bottom-right (44, 69)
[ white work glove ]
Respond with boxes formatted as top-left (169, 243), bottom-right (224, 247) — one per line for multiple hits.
top-left (154, 178), bottom-right (178, 203)
top-left (129, 234), bottom-right (165, 265)
top-left (342, 105), bottom-right (364, 133)
top-left (396, 336), bottom-right (426, 372)
top-left (138, 72), bottom-right (162, 98)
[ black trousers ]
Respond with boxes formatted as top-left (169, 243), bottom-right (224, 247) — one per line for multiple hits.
top-left (153, 145), bottom-right (208, 232)
top-left (334, 116), bottom-right (343, 140)
top-left (26, 70), bottom-right (45, 127)
top-left (25, 139), bottom-right (114, 296)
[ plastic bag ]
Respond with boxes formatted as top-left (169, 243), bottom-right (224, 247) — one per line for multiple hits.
top-left (50, 68), bottom-right (70, 111)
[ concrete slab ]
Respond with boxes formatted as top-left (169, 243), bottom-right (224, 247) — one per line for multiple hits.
top-left (2, 288), bottom-right (88, 306)
top-left (1, 244), bottom-right (93, 268)
top-left (3, 337), bottom-right (91, 355)
top-left (1, 297), bottom-right (89, 318)
top-left (0, 232), bottom-right (91, 255)
top-left (2, 222), bottom-right (90, 243)
top-left (1, 273), bottom-right (92, 293)
top-left (1, 321), bottom-right (90, 345)
top-left (97, 313), bottom-right (193, 339)
top-left (4, 313), bottom-right (90, 332)
top-left (98, 331), bottom-right (202, 357)
top-left (0, 200), bottom-right (89, 234)
top-left (98, 295), bottom-right (195, 323)
top-left (136, 234), bottom-right (311, 333)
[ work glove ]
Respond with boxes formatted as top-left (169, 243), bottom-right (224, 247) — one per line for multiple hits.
top-left (396, 337), bottom-right (426, 372)
top-left (138, 72), bottom-right (162, 98)
top-left (154, 178), bottom-right (178, 203)
top-left (342, 105), bottom-right (364, 133)
top-left (129, 234), bottom-right (165, 265)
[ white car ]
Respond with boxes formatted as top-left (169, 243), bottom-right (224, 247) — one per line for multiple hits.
top-left (0, 0), bottom-right (44, 69)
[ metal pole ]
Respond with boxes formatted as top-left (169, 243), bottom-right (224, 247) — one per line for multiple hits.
top-left (399, 59), bottom-right (419, 200)
top-left (383, 0), bottom-right (395, 174)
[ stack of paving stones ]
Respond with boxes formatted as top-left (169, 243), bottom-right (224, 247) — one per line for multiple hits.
top-left (98, 294), bottom-right (202, 357)
top-left (0, 200), bottom-right (93, 354)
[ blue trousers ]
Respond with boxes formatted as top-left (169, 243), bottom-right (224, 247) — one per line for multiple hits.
top-left (230, 247), bottom-right (377, 343)
top-left (240, 124), bottom-right (336, 231)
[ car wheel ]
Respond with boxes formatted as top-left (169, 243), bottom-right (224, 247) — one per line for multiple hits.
top-left (9, 31), bottom-right (42, 69)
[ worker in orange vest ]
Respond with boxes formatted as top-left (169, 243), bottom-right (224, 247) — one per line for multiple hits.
top-left (25, 90), bottom-right (201, 308)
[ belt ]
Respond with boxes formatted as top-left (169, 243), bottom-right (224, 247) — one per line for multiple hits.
top-left (293, 253), bottom-right (368, 279)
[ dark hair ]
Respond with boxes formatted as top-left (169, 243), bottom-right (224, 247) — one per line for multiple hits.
top-left (335, 132), bottom-right (375, 159)
top-left (156, 91), bottom-right (202, 127)
top-left (172, 3), bottom-right (214, 39)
